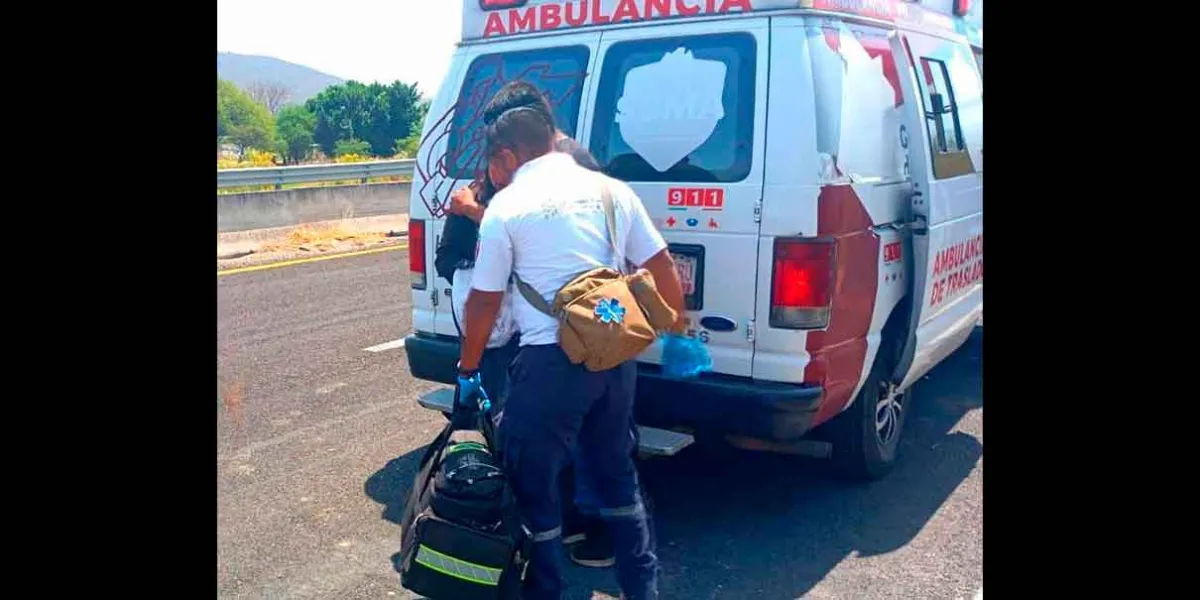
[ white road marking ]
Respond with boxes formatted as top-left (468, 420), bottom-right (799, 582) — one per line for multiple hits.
top-left (974, 588), bottom-right (982, 600)
top-left (219, 399), bottom-right (408, 463)
top-left (315, 382), bottom-right (348, 395)
top-left (363, 338), bottom-right (406, 353)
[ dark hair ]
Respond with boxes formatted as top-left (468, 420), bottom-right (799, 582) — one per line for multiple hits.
top-left (483, 81), bottom-right (557, 129)
top-left (485, 105), bottom-right (555, 160)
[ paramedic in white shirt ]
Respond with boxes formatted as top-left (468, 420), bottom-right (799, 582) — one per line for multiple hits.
top-left (447, 81), bottom-right (621, 570)
top-left (456, 102), bottom-right (685, 600)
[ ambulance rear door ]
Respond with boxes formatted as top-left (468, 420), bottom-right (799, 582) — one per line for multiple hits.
top-left (887, 30), bottom-right (983, 390)
top-left (580, 17), bottom-right (770, 377)
top-left (417, 32), bottom-right (605, 339)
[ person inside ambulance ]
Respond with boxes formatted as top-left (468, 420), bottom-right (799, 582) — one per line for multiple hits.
top-left (436, 160), bottom-right (521, 422)
top-left (440, 81), bottom-right (625, 570)
top-left (455, 83), bottom-right (686, 600)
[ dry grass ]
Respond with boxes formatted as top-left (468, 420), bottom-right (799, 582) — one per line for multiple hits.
top-left (258, 220), bottom-right (389, 253)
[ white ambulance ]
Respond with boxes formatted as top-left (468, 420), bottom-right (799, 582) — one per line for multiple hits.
top-left (406, 0), bottom-right (982, 481)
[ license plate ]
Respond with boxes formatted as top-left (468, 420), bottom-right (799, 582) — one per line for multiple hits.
top-left (672, 253), bottom-right (697, 297)
top-left (669, 244), bottom-right (704, 310)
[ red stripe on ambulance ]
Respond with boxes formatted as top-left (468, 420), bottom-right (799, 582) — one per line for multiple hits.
top-left (803, 185), bottom-right (879, 427)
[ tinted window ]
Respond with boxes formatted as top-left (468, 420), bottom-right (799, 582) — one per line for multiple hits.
top-left (919, 57), bottom-right (963, 153)
top-left (913, 41), bottom-right (982, 179)
top-left (590, 33), bottom-right (756, 183)
top-left (447, 46), bottom-right (590, 179)
top-left (948, 45), bottom-right (983, 158)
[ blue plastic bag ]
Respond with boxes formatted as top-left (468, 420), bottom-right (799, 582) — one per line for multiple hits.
top-left (660, 333), bottom-right (713, 379)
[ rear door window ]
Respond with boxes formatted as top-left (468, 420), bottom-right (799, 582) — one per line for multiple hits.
top-left (446, 45), bottom-right (590, 179)
top-left (588, 33), bottom-right (757, 183)
top-left (918, 58), bottom-right (964, 155)
top-left (911, 39), bottom-right (983, 179)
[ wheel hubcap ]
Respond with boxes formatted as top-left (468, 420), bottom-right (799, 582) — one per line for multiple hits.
top-left (875, 382), bottom-right (904, 446)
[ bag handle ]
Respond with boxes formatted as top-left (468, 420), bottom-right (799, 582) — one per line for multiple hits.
top-left (512, 181), bottom-right (619, 317)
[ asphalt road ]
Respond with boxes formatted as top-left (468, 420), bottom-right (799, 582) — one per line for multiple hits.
top-left (217, 248), bottom-right (983, 600)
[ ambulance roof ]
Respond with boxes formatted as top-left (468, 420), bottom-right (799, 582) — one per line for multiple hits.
top-left (463, 0), bottom-right (981, 44)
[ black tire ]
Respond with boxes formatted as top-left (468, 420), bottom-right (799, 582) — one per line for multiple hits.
top-left (823, 331), bottom-right (909, 482)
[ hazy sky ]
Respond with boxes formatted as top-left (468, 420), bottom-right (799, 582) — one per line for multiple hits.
top-left (217, 0), bottom-right (462, 95)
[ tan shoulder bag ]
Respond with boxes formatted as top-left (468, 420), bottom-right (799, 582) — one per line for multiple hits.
top-left (512, 184), bottom-right (678, 372)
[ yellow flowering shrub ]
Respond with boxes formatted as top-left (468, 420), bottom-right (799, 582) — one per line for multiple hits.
top-left (217, 148), bottom-right (281, 169)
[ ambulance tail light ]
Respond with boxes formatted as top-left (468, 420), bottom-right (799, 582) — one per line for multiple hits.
top-left (954, 0), bottom-right (970, 16)
top-left (770, 238), bottom-right (834, 330)
top-left (410, 218), bottom-right (427, 290)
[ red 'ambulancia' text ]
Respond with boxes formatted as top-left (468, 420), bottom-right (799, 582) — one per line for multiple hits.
top-left (929, 234), bottom-right (982, 307)
top-left (483, 0), bottom-right (754, 37)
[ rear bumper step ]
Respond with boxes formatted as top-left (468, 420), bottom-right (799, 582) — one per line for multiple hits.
top-left (407, 332), bottom-right (824, 444)
top-left (417, 388), bottom-right (695, 457)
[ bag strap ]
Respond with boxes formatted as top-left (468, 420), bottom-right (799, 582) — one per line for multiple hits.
top-left (450, 291), bottom-right (464, 338)
top-left (513, 274), bottom-right (555, 317)
top-left (411, 420), bottom-right (454, 502)
top-left (512, 181), bottom-right (619, 317)
top-left (601, 184), bottom-right (624, 276)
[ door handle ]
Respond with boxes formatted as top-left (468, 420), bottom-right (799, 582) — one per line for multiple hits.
top-left (876, 214), bottom-right (926, 235)
top-left (907, 214), bottom-right (928, 234)
top-left (880, 214), bottom-right (927, 235)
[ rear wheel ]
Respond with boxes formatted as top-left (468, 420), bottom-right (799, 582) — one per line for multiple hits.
top-left (824, 333), bottom-right (909, 481)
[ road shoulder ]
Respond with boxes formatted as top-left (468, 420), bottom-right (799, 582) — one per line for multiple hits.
top-left (218, 214), bottom-right (409, 272)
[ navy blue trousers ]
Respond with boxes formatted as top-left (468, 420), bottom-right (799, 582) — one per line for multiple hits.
top-left (497, 344), bottom-right (658, 600)
top-left (481, 338), bottom-right (594, 534)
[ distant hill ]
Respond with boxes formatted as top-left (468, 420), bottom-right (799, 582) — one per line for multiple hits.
top-left (217, 52), bottom-right (345, 105)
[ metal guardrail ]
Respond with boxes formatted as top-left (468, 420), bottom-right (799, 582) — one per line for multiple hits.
top-left (217, 159), bottom-right (415, 189)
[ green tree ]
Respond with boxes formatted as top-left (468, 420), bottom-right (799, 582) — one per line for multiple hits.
top-left (395, 99), bottom-right (431, 157)
top-left (375, 81), bottom-right (423, 155)
top-left (334, 138), bottom-right (370, 157)
top-left (275, 105), bottom-right (316, 164)
top-left (413, 98), bottom-right (430, 131)
top-left (307, 81), bottom-right (360, 156)
top-left (394, 133), bottom-right (421, 158)
top-left (305, 80), bottom-right (426, 157)
top-left (218, 88), bottom-right (229, 142)
top-left (218, 78), bottom-right (276, 155)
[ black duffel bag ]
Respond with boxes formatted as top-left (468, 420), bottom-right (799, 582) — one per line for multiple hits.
top-left (430, 438), bottom-right (507, 529)
top-left (397, 385), bottom-right (528, 600)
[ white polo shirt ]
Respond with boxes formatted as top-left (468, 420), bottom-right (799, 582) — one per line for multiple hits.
top-left (471, 152), bottom-right (667, 347)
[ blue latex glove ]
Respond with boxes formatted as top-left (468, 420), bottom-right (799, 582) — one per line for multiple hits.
top-left (660, 333), bottom-right (713, 379)
top-left (456, 371), bottom-right (491, 413)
